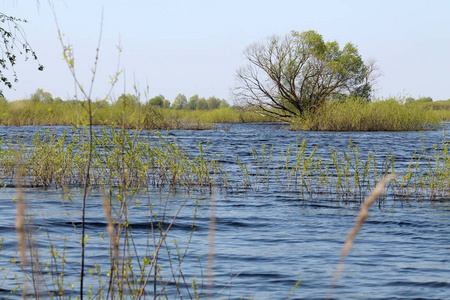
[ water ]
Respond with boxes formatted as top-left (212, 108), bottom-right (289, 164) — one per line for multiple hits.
top-left (0, 124), bottom-right (449, 299)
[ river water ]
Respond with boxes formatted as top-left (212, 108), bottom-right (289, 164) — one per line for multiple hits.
top-left (0, 124), bottom-right (449, 299)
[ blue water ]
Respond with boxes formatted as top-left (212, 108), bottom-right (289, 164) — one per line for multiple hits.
top-left (0, 124), bottom-right (449, 299)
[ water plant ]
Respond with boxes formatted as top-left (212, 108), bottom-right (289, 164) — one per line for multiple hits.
top-left (2, 128), bottom-right (450, 201)
top-left (293, 97), bottom-right (441, 131)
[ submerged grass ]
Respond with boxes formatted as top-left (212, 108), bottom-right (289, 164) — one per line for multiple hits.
top-left (0, 127), bottom-right (223, 192)
top-left (1, 128), bottom-right (449, 200)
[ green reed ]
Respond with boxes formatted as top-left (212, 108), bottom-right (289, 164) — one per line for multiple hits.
top-left (227, 136), bottom-right (446, 201)
top-left (2, 128), bottom-right (450, 201)
top-left (293, 97), bottom-right (441, 131)
top-left (393, 137), bottom-right (450, 199)
top-left (251, 144), bottom-right (275, 190)
top-left (0, 127), bottom-right (222, 193)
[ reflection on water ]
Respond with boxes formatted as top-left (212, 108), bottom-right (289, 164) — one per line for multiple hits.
top-left (0, 124), bottom-right (449, 299)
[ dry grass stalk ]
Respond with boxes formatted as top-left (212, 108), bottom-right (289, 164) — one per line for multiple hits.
top-left (103, 197), bottom-right (119, 263)
top-left (206, 190), bottom-right (216, 298)
top-left (102, 196), bottom-right (119, 299)
top-left (14, 172), bottom-right (27, 299)
top-left (327, 174), bottom-right (395, 300)
top-left (15, 182), bottom-right (26, 267)
top-left (103, 197), bottom-right (119, 262)
top-left (137, 193), bottom-right (190, 298)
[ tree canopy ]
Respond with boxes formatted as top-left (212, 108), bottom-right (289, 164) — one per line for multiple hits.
top-left (117, 93), bottom-right (139, 105)
top-left (235, 30), bottom-right (377, 118)
top-left (406, 96), bottom-right (433, 105)
top-left (148, 94), bottom-right (165, 107)
top-left (206, 96), bottom-right (222, 110)
top-left (171, 93), bottom-right (187, 110)
top-left (186, 94), bottom-right (199, 110)
top-left (196, 98), bottom-right (208, 110)
top-left (31, 88), bottom-right (53, 103)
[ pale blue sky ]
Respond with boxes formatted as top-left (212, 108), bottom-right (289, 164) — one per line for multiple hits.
top-left (2, 0), bottom-right (449, 102)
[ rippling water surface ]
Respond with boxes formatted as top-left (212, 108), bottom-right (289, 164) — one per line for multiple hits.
top-left (0, 124), bottom-right (449, 299)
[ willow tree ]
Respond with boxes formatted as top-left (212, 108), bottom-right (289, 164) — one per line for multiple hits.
top-left (235, 30), bottom-right (375, 119)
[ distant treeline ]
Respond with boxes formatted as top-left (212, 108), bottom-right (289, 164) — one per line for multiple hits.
top-left (1, 89), bottom-right (450, 131)
top-left (0, 89), bottom-right (232, 111)
top-left (147, 93), bottom-right (231, 111)
top-left (0, 89), bottom-right (275, 128)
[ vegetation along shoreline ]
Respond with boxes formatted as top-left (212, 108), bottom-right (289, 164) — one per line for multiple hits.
top-left (0, 91), bottom-right (448, 131)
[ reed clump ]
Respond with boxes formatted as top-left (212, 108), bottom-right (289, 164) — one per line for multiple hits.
top-left (292, 98), bottom-right (441, 131)
top-left (418, 99), bottom-right (450, 121)
top-left (0, 127), bottom-right (222, 192)
top-left (4, 96), bottom-right (445, 132)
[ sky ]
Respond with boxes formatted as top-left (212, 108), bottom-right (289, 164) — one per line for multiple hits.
top-left (1, 0), bottom-right (449, 103)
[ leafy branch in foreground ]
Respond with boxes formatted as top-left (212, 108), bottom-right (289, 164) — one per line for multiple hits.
top-left (51, 3), bottom-right (121, 297)
top-left (0, 12), bottom-right (43, 95)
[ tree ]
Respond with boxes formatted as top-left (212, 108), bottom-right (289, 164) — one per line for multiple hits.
top-left (219, 99), bottom-right (230, 108)
top-left (406, 96), bottom-right (433, 105)
top-left (171, 93), bottom-right (187, 110)
top-left (196, 98), bottom-right (209, 110)
top-left (186, 94), bottom-right (199, 110)
top-left (117, 93), bottom-right (139, 105)
top-left (416, 96), bottom-right (433, 104)
top-left (206, 96), bottom-right (222, 110)
top-left (31, 88), bottom-right (53, 103)
top-left (148, 94), bottom-right (165, 107)
top-left (0, 12), bottom-right (43, 96)
top-left (405, 97), bottom-right (416, 104)
top-left (354, 58), bottom-right (380, 100)
top-left (162, 99), bottom-right (171, 108)
top-left (235, 30), bottom-right (377, 118)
